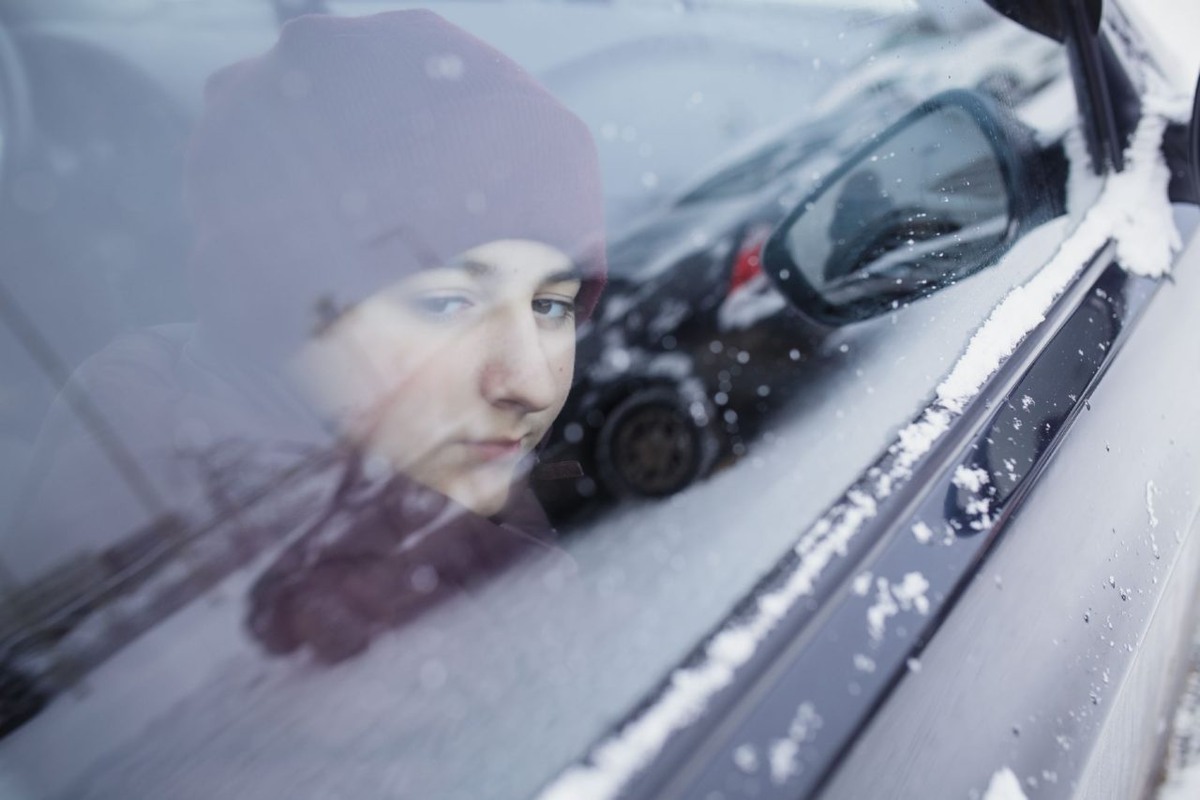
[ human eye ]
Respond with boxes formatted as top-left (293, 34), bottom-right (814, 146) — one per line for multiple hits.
top-left (532, 297), bottom-right (576, 324)
top-left (406, 292), bottom-right (477, 320)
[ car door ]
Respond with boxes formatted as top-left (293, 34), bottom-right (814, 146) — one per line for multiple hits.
top-left (813, 5), bottom-right (1200, 797)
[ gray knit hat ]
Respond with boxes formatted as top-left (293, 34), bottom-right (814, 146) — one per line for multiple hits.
top-left (185, 10), bottom-right (606, 360)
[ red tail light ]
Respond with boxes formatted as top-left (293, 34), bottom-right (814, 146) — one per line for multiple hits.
top-left (729, 223), bottom-right (774, 294)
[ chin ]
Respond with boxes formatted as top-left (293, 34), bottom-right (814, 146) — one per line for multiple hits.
top-left (455, 490), bottom-right (509, 518)
top-left (445, 474), bottom-right (513, 518)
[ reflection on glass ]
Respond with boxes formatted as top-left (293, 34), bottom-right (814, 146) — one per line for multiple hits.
top-left (0, 3), bottom-right (1078, 798)
top-left (4, 11), bottom-right (606, 674)
top-left (784, 104), bottom-right (1010, 309)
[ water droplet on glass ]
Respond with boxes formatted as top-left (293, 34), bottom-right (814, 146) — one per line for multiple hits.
top-left (425, 53), bottom-right (465, 81)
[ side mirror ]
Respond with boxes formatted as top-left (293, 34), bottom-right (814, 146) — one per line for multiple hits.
top-left (762, 90), bottom-right (1041, 326)
top-left (1191, 76), bottom-right (1200, 202)
top-left (980, 0), bottom-right (1100, 42)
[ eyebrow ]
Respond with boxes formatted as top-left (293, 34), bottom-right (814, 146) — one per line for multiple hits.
top-left (541, 268), bottom-right (585, 285)
top-left (456, 258), bottom-right (582, 286)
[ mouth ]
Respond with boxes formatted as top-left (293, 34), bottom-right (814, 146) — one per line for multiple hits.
top-left (459, 438), bottom-right (526, 462)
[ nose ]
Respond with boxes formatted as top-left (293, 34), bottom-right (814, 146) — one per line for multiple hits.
top-left (479, 309), bottom-right (562, 414)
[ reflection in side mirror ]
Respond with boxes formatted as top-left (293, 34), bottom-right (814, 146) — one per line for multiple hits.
top-left (763, 90), bottom-right (1035, 326)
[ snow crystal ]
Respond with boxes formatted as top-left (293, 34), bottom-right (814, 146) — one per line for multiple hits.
top-left (892, 572), bottom-right (930, 615)
top-left (865, 572), bottom-right (930, 641)
top-left (965, 498), bottom-right (990, 517)
top-left (853, 654), bottom-right (876, 673)
top-left (766, 702), bottom-right (821, 785)
top-left (953, 465), bottom-right (990, 493)
top-left (768, 738), bottom-right (801, 785)
top-left (708, 628), bottom-right (755, 664)
top-left (982, 767), bottom-right (1029, 800)
top-left (893, 408), bottom-right (953, 472)
top-left (1109, 129), bottom-right (1178, 276)
top-left (867, 578), bottom-right (899, 642)
top-left (911, 521), bottom-right (933, 544)
top-left (732, 743), bottom-right (759, 774)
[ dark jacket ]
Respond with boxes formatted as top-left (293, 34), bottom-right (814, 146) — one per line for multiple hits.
top-left (246, 462), bottom-right (567, 664)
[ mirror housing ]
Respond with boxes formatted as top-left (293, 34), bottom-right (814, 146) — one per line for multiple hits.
top-left (980, 0), bottom-right (1100, 42)
top-left (1192, 76), bottom-right (1200, 203)
top-left (762, 90), bottom-right (1045, 327)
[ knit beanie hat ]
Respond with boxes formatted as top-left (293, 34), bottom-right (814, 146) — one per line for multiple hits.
top-left (185, 10), bottom-right (606, 362)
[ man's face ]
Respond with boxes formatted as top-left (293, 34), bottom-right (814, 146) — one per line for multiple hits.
top-left (294, 239), bottom-right (581, 516)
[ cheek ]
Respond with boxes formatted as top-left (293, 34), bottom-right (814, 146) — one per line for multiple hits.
top-left (291, 336), bottom-right (383, 423)
top-left (296, 308), bottom-right (448, 435)
top-left (369, 328), bottom-right (493, 452)
top-left (546, 333), bottom-right (577, 417)
top-left (367, 338), bottom-right (474, 442)
top-left (381, 354), bottom-right (464, 426)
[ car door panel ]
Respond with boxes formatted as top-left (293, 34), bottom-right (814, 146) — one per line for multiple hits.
top-left (821, 205), bottom-right (1200, 799)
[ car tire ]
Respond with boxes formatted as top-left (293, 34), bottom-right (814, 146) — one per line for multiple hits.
top-left (594, 386), bottom-right (718, 499)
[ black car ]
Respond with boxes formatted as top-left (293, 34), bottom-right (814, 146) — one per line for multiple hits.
top-left (536, 18), bottom-right (1066, 511)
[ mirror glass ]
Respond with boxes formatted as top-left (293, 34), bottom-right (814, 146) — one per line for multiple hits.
top-left (779, 103), bottom-right (1012, 319)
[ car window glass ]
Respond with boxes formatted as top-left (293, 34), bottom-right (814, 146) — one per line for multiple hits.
top-left (0, 3), bottom-right (1093, 798)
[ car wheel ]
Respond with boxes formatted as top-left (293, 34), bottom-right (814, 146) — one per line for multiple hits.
top-left (595, 387), bottom-right (717, 499)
